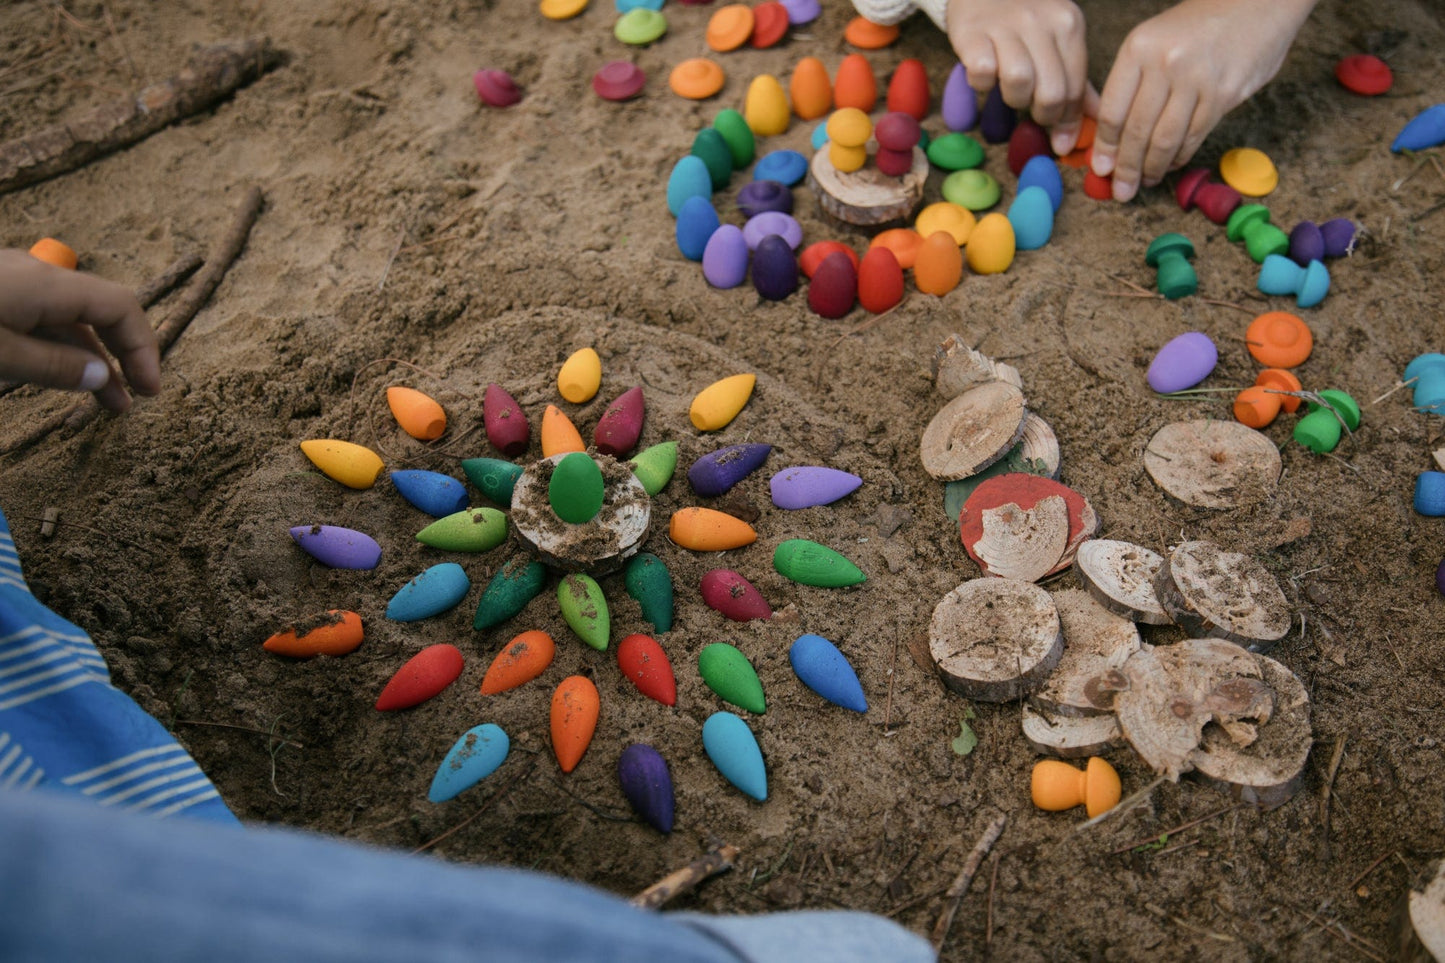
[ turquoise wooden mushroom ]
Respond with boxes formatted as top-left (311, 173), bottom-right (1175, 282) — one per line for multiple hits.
top-left (1258, 254), bottom-right (1330, 308)
top-left (1145, 233), bottom-right (1197, 300)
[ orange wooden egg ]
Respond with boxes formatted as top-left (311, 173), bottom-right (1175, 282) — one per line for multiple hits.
top-left (386, 386), bottom-right (446, 441)
top-left (1233, 385), bottom-right (1282, 428)
top-left (541, 404), bottom-right (586, 457)
top-left (1255, 367), bottom-right (1303, 412)
top-left (800, 241), bottom-right (859, 278)
top-left (886, 58), bottom-right (930, 120)
top-left (1245, 311), bottom-right (1312, 368)
top-left (263, 610), bottom-right (363, 657)
top-left (669, 507), bottom-right (757, 551)
top-left (550, 675), bottom-right (600, 773)
top-left (28, 237), bottom-right (78, 270)
top-left (857, 246), bottom-right (904, 313)
top-left (869, 228), bottom-right (923, 270)
top-left (914, 231), bottom-right (964, 296)
top-left (789, 56), bottom-right (832, 120)
top-left (1031, 756), bottom-right (1120, 817)
top-left (833, 53), bottom-right (877, 112)
top-left (844, 16), bottom-right (899, 49)
top-left (481, 630), bottom-right (556, 695)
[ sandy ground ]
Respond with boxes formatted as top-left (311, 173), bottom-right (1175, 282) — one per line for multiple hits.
top-left (3, 0), bottom-right (1445, 958)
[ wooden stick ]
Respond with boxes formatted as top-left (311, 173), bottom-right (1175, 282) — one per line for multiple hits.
top-left (136, 252), bottom-right (204, 309)
top-left (931, 813), bottom-right (1007, 952)
top-left (173, 718), bottom-right (304, 749)
top-left (0, 37), bottom-right (281, 196)
top-left (411, 759), bottom-right (535, 855)
top-left (1110, 803), bottom-right (1244, 855)
top-left (1318, 735), bottom-right (1347, 860)
top-left (631, 845), bottom-right (740, 910)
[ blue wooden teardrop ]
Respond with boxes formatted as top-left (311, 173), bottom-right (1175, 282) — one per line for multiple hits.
top-left (702, 712), bottom-right (767, 801)
top-left (789, 634), bottom-right (868, 712)
top-left (428, 723), bottom-right (509, 802)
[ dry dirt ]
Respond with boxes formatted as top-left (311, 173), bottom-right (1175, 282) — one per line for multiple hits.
top-left (3, 0), bottom-right (1444, 959)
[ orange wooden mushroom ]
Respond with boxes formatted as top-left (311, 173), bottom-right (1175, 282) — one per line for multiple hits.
top-left (1031, 757), bottom-right (1121, 817)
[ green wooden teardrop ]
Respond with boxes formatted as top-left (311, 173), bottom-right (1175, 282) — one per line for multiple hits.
top-left (461, 458), bottom-right (524, 507)
top-left (473, 558), bottom-right (547, 630)
top-left (416, 508), bottom-right (508, 552)
top-left (558, 573), bottom-right (610, 651)
top-left (628, 441), bottom-right (678, 497)
top-left (549, 452), bottom-right (605, 523)
top-left (698, 643), bottom-right (766, 714)
top-left (623, 552), bottom-right (674, 633)
top-left (773, 538), bottom-right (866, 587)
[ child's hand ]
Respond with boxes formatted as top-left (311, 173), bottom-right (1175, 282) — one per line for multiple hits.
top-left (945, 0), bottom-right (1090, 156)
top-left (0, 250), bottom-right (160, 412)
top-left (1089, 0), bottom-right (1318, 202)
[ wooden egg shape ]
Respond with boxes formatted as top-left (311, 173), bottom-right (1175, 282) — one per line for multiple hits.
top-left (965, 213), bottom-right (1016, 275)
top-left (979, 85), bottom-right (1016, 143)
top-left (1008, 186), bottom-right (1055, 251)
top-left (700, 568), bottom-right (772, 621)
top-left (386, 386), bottom-right (446, 440)
top-left (461, 457), bottom-right (524, 507)
top-left (857, 246), bottom-right (904, 314)
top-left (870, 228), bottom-right (923, 269)
top-left (540, 404), bottom-right (586, 457)
top-left (699, 642), bottom-right (766, 714)
top-left (666, 155), bottom-right (713, 216)
top-left (1146, 331), bottom-right (1218, 394)
top-left (752, 234), bottom-right (799, 301)
top-left (290, 524), bottom-right (382, 570)
top-left (1018, 155), bottom-right (1063, 211)
top-left (428, 723), bottom-right (509, 802)
top-left (628, 441), bottom-right (679, 496)
top-left (800, 240), bottom-right (859, 278)
top-left (558, 573), bottom-right (610, 651)
top-left (415, 507), bottom-right (508, 553)
top-left (550, 675), bottom-right (600, 773)
top-left (833, 53), bottom-right (877, 112)
top-left (1006, 118), bottom-right (1050, 175)
top-left (391, 469), bottom-right (469, 518)
top-left (941, 62), bottom-right (977, 131)
top-left (808, 251), bottom-right (858, 319)
top-left (702, 711), bottom-right (767, 800)
top-left (789, 633), bottom-right (867, 711)
top-left (624, 552), bottom-right (675, 632)
top-left (886, 58), bottom-right (929, 120)
top-left (618, 743), bottom-right (674, 833)
top-left (386, 562), bottom-right (472, 622)
top-left (769, 465), bottom-right (862, 509)
top-left (472, 557), bottom-right (548, 630)
top-left (773, 538), bottom-right (866, 587)
top-left (670, 507), bottom-right (757, 551)
top-left (1030, 756), bottom-right (1121, 817)
top-left (480, 630), bottom-right (556, 695)
top-left (549, 452), bottom-right (605, 523)
top-left (691, 128), bottom-right (733, 191)
top-left (263, 610), bottom-right (363, 658)
top-left (375, 643), bottom-right (465, 710)
top-left (617, 633), bottom-right (677, 706)
top-left (914, 230), bottom-right (964, 296)
top-left (300, 439), bottom-right (384, 490)
top-left (557, 347), bottom-right (602, 403)
top-left (702, 224), bottom-right (749, 289)
top-left (28, 237), bottom-right (78, 269)
top-left (712, 108), bottom-right (755, 169)
top-left (744, 74), bottom-right (790, 136)
top-left (594, 386), bottom-right (645, 458)
top-left (483, 383), bottom-right (530, 456)
top-left (789, 56), bottom-right (832, 119)
top-left (677, 195), bottom-right (721, 261)
top-left (690, 373), bottom-right (756, 431)
top-left (688, 442), bottom-right (773, 496)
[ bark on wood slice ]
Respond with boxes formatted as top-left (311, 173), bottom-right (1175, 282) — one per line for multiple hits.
top-left (1021, 704), bottom-right (1126, 759)
top-left (1154, 541), bottom-right (1292, 652)
top-left (1108, 638), bottom-right (1272, 781)
top-left (929, 578), bottom-right (1063, 702)
top-left (807, 145), bottom-right (929, 228)
top-left (932, 334), bottom-right (1023, 399)
top-left (943, 413), bottom-right (1061, 521)
top-left (1033, 589), bottom-right (1142, 717)
top-left (920, 381), bottom-right (1028, 481)
top-left (1188, 652), bottom-right (1311, 810)
top-left (1401, 859), bottom-right (1445, 963)
top-left (509, 453), bottom-right (651, 576)
top-left (959, 473), bottom-right (1097, 579)
top-left (1143, 420), bottom-right (1282, 509)
top-left (1075, 539), bottom-right (1171, 625)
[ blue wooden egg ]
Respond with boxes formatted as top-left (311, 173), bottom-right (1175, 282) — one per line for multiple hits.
top-left (1017, 155), bottom-right (1063, 211)
top-left (751, 235), bottom-right (798, 301)
top-left (289, 524), bottom-right (382, 569)
top-left (1415, 471), bottom-right (1445, 516)
top-left (1008, 185), bottom-right (1055, 251)
top-left (789, 633), bottom-right (867, 712)
top-left (676, 195), bottom-right (720, 262)
top-left (666, 155), bottom-right (713, 216)
top-left (386, 562), bottom-right (471, 621)
top-left (428, 723), bottom-right (509, 802)
top-left (391, 470), bottom-right (469, 518)
top-left (810, 121), bottom-right (829, 150)
top-left (1392, 104), bottom-right (1445, 153)
top-left (703, 224), bottom-right (749, 289)
top-left (702, 711), bottom-right (767, 800)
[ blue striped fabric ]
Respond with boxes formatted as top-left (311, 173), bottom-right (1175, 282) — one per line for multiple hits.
top-left (0, 507), bottom-right (236, 823)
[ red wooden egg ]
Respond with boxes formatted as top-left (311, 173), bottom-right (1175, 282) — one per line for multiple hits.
top-left (808, 251), bottom-right (857, 319)
top-left (1006, 119), bottom-right (1051, 176)
top-left (375, 643), bottom-right (465, 711)
top-left (700, 569), bottom-right (772, 621)
top-left (885, 58), bottom-right (930, 121)
top-left (1335, 54), bottom-right (1392, 96)
top-left (857, 246), bottom-right (903, 314)
top-left (1083, 168), bottom-right (1112, 201)
top-left (617, 633), bottom-right (677, 706)
top-left (483, 383), bottom-right (530, 456)
top-left (800, 241), bottom-right (859, 278)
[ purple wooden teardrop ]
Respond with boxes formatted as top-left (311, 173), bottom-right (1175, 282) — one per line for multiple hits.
top-left (979, 86), bottom-right (1016, 144)
top-left (768, 466), bottom-right (863, 509)
top-left (688, 443), bottom-right (773, 496)
top-left (289, 524), bottom-right (382, 569)
top-left (941, 63), bottom-right (977, 131)
top-left (595, 386), bottom-right (645, 457)
top-left (617, 743), bottom-right (674, 833)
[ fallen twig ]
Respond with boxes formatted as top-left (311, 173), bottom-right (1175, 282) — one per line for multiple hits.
top-left (1111, 802), bottom-right (1244, 856)
top-left (1348, 849), bottom-right (1399, 891)
top-left (173, 717), bottom-right (303, 748)
top-left (411, 758), bottom-right (535, 855)
top-left (631, 845), bottom-right (740, 909)
top-left (931, 813), bottom-right (1008, 952)
top-left (0, 37), bottom-right (281, 196)
top-left (1319, 736), bottom-right (1347, 860)
top-left (135, 252), bottom-right (204, 309)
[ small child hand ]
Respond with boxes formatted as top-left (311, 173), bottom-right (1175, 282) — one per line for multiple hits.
top-left (1090, 0), bottom-right (1318, 201)
top-left (0, 250), bottom-right (160, 412)
top-left (945, 0), bottom-right (1090, 155)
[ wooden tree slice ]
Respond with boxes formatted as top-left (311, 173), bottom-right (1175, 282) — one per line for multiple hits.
top-left (960, 473), bottom-right (1097, 579)
top-left (1188, 652), bottom-right (1311, 810)
top-left (807, 145), bottom-right (929, 227)
top-left (1075, 539), bottom-right (1171, 625)
top-left (1109, 638), bottom-right (1270, 781)
top-left (509, 453), bottom-right (651, 576)
top-left (932, 334), bottom-right (1024, 399)
top-left (1021, 704), bottom-right (1126, 759)
top-left (1154, 541), bottom-right (1292, 651)
top-left (943, 413), bottom-right (1062, 521)
top-left (1402, 860), bottom-right (1445, 963)
top-left (1034, 589), bottom-right (1142, 717)
top-left (968, 494), bottom-right (1069, 582)
top-left (920, 381), bottom-right (1028, 481)
top-left (1434, 447), bottom-right (1445, 472)
top-left (1143, 420), bottom-right (1282, 509)
top-left (929, 578), bottom-right (1063, 702)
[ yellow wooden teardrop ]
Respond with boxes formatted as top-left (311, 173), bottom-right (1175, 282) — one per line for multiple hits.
top-left (300, 439), bottom-right (385, 489)
top-left (689, 373), bottom-right (756, 431)
top-left (557, 348), bottom-right (602, 404)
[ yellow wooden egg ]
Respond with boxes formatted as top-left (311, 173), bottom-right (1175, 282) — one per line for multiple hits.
top-left (1219, 147), bottom-right (1278, 197)
top-left (744, 75), bottom-right (791, 137)
top-left (964, 212), bottom-right (1015, 275)
top-left (825, 107), bottom-right (871, 148)
top-left (557, 347), bottom-right (602, 403)
top-left (539, 0), bottom-right (588, 20)
top-left (300, 439), bottom-right (384, 489)
top-left (914, 202), bottom-right (975, 245)
top-left (541, 404), bottom-right (586, 457)
top-left (386, 386), bottom-right (446, 441)
top-left (690, 373), bottom-right (756, 431)
top-left (828, 142), bottom-right (868, 174)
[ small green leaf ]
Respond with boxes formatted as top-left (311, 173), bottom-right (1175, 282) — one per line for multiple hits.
top-left (950, 718), bottom-right (978, 756)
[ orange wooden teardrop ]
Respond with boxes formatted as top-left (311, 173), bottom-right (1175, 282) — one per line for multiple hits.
top-left (541, 404), bottom-right (586, 457)
top-left (668, 507), bottom-right (757, 551)
top-left (550, 675), bottom-right (600, 773)
top-left (481, 630), bottom-right (556, 695)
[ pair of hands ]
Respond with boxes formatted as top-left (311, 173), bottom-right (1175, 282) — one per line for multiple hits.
top-left (947, 0), bottom-right (1317, 201)
top-left (0, 250), bottom-right (160, 412)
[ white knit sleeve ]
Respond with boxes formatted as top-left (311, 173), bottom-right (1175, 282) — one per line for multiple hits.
top-left (850, 0), bottom-right (949, 30)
